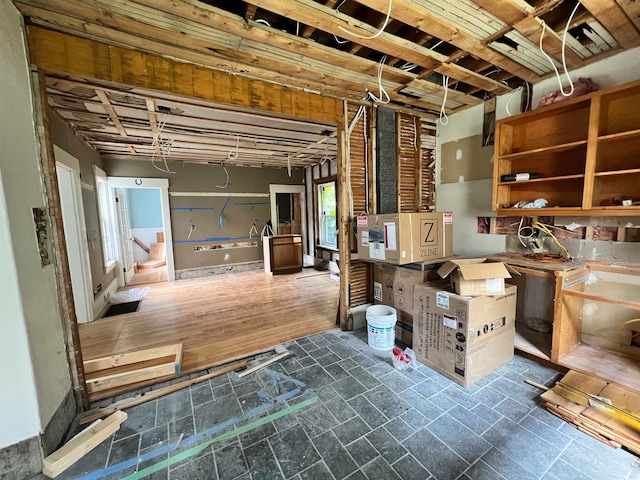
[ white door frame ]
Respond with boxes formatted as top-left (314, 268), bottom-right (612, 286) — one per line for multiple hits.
top-left (269, 184), bottom-right (307, 257)
top-left (107, 177), bottom-right (175, 281)
top-left (54, 146), bottom-right (94, 324)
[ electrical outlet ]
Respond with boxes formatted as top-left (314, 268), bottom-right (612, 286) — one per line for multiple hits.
top-left (93, 284), bottom-right (102, 297)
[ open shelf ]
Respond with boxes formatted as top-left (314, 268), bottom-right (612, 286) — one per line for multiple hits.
top-left (558, 343), bottom-right (640, 393)
top-left (499, 174), bottom-right (584, 185)
top-left (500, 140), bottom-right (588, 160)
top-left (515, 324), bottom-right (552, 360)
top-left (598, 128), bottom-right (640, 143)
top-left (494, 78), bottom-right (640, 217)
top-left (594, 168), bottom-right (640, 177)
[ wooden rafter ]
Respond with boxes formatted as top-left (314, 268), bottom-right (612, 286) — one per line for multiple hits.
top-left (579, 0), bottom-right (640, 48)
top-left (353, 0), bottom-right (541, 82)
top-left (239, 0), bottom-right (511, 94)
top-left (95, 90), bottom-right (136, 154)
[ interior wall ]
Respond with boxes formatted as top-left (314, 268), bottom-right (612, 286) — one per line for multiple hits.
top-left (438, 47), bottom-right (640, 261)
top-left (0, 1), bottom-right (71, 449)
top-left (50, 110), bottom-right (116, 296)
top-left (435, 93), bottom-right (519, 256)
top-left (102, 158), bottom-right (303, 273)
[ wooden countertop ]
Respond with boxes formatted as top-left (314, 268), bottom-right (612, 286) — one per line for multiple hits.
top-left (487, 253), bottom-right (587, 272)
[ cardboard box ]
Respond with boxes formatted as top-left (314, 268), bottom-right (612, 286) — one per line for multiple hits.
top-left (413, 283), bottom-right (517, 387)
top-left (373, 263), bottom-right (441, 313)
top-left (437, 258), bottom-right (513, 296)
top-left (395, 316), bottom-right (413, 346)
top-left (373, 262), bottom-right (445, 346)
top-left (356, 212), bottom-right (453, 265)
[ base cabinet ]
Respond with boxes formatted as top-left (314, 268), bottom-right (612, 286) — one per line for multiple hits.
top-left (263, 235), bottom-right (302, 275)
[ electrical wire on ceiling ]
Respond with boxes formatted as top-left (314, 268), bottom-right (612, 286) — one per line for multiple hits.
top-left (254, 19), bottom-right (271, 27)
top-left (287, 153), bottom-right (292, 177)
top-left (439, 76), bottom-right (450, 125)
top-left (215, 163), bottom-right (230, 189)
top-left (366, 55), bottom-right (390, 104)
top-left (320, 139), bottom-right (335, 166)
top-left (151, 113), bottom-right (176, 174)
top-left (539, 1), bottom-right (581, 97)
top-left (338, 0), bottom-right (393, 39)
top-left (228, 135), bottom-right (240, 161)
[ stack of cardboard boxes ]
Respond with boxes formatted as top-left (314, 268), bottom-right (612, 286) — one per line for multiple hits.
top-left (413, 259), bottom-right (517, 387)
top-left (358, 214), bottom-right (518, 387)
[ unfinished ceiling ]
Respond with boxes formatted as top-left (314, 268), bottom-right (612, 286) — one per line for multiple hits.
top-left (46, 75), bottom-right (339, 168)
top-left (15, 0), bottom-right (640, 116)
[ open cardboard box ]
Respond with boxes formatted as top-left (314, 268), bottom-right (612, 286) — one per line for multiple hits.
top-left (437, 258), bottom-right (519, 296)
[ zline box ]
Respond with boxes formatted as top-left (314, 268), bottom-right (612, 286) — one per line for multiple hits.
top-left (357, 212), bottom-right (453, 265)
top-left (413, 283), bottom-right (517, 387)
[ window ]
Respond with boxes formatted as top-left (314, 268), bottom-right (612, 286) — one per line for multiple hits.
top-left (94, 166), bottom-right (117, 273)
top-left (318, 181), bottom-right (337, 249)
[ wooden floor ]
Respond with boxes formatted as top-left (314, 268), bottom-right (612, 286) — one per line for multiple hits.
top-left (79, 269), bottom-right (339, 399)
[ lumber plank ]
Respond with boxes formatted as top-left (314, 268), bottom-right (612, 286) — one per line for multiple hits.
top-left (43, 411), bottom-right (127, 478)
top-left (83, 344), bottom-right (183, 373)
top-left (237, 352), bottom-right (290, 378)
top-left (79, 361), bottom-right (247, 425)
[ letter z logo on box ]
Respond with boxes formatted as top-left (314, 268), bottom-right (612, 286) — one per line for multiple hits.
top-left (420, 219), bottom-right (440, 246)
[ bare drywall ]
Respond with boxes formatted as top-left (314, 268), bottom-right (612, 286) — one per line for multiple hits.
top-left (440, 134), bottom-right (493, 184)
top-left (50, 110), bottom-right (116, 296)
top-left (435, 95), bottom-right (521, 257)
top-left (102, 158), bottom-right (303, 272)
top-left (0, 2), bottom-right (70, 448)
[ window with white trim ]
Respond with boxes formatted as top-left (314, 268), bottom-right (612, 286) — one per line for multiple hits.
top-left (94, 166), bottom-right (117, 273)
top-left (317, 181), bottom-right (337, 249)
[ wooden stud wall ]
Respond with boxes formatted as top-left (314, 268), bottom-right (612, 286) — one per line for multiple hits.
top-left (398, 114), bottom-right (436, 212)
top-left (26, 27), bottom-right (343, 125)
top-left (420, 123), bottom-right (437, 211)
top-left (345, 103), bottom-right (373, 310)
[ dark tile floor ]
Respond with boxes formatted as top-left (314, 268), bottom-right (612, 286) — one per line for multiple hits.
top-left (32, 329), bottom-right (640, 480)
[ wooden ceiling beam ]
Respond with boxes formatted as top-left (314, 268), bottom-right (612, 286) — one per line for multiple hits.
top-left (240, 0), bottom-right (511, 93)
top-left (579, 0), bottom-right (640, 48)
top-left (300, 0), bottom-right (339, 38)
top-left (352, 0), bottom-right (541, 82)
top-left (18, 0), bottom-right (453, 112)
top-left (473, 0), bottom-right (585, 67)
top-left (95, 90), bottom-right (136, 153)
top-left (46, 78), bottom-right (338, 129)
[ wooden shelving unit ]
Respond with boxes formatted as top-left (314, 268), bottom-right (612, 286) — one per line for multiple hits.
top-left (553, 263), bottom-right (640, 393)
top-left (493, 79), bottom-right (640, 216)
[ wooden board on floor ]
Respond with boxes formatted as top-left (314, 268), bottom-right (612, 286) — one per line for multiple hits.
top-left (542, 370), bottom-right (640, 453)
top-left (43, 411), bottom-right (127, 478)
top-left (78, 270), bottom-right (339, 399)
top-left (84, 343), bottom-right (182, 394)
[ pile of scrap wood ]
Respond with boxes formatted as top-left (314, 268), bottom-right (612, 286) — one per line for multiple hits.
top-left (541, 370), bottom-right (640, 454)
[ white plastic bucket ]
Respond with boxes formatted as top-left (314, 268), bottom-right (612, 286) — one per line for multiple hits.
top-left (366, 305), bottom-right (397, 351)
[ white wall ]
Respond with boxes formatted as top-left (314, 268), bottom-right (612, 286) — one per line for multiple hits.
top-left (435, 91), bottom-right (522, 257)
top-left (532, 46), bottom-right (640, 107)
top-left (0, 3), bottom-right (71, 447)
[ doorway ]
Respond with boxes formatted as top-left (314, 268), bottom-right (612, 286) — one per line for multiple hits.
top-left (270, 184), bottom-right (307, 261)
top-left (107, 177), bottom-right (175, 285)
top-left (54, 146), bottom-right (93, 324)
top-left (123, 187), bottom-right (168, 285)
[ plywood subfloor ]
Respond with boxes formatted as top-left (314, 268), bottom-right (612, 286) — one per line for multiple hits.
top-left (79, 269), bottom-right (339, 399)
